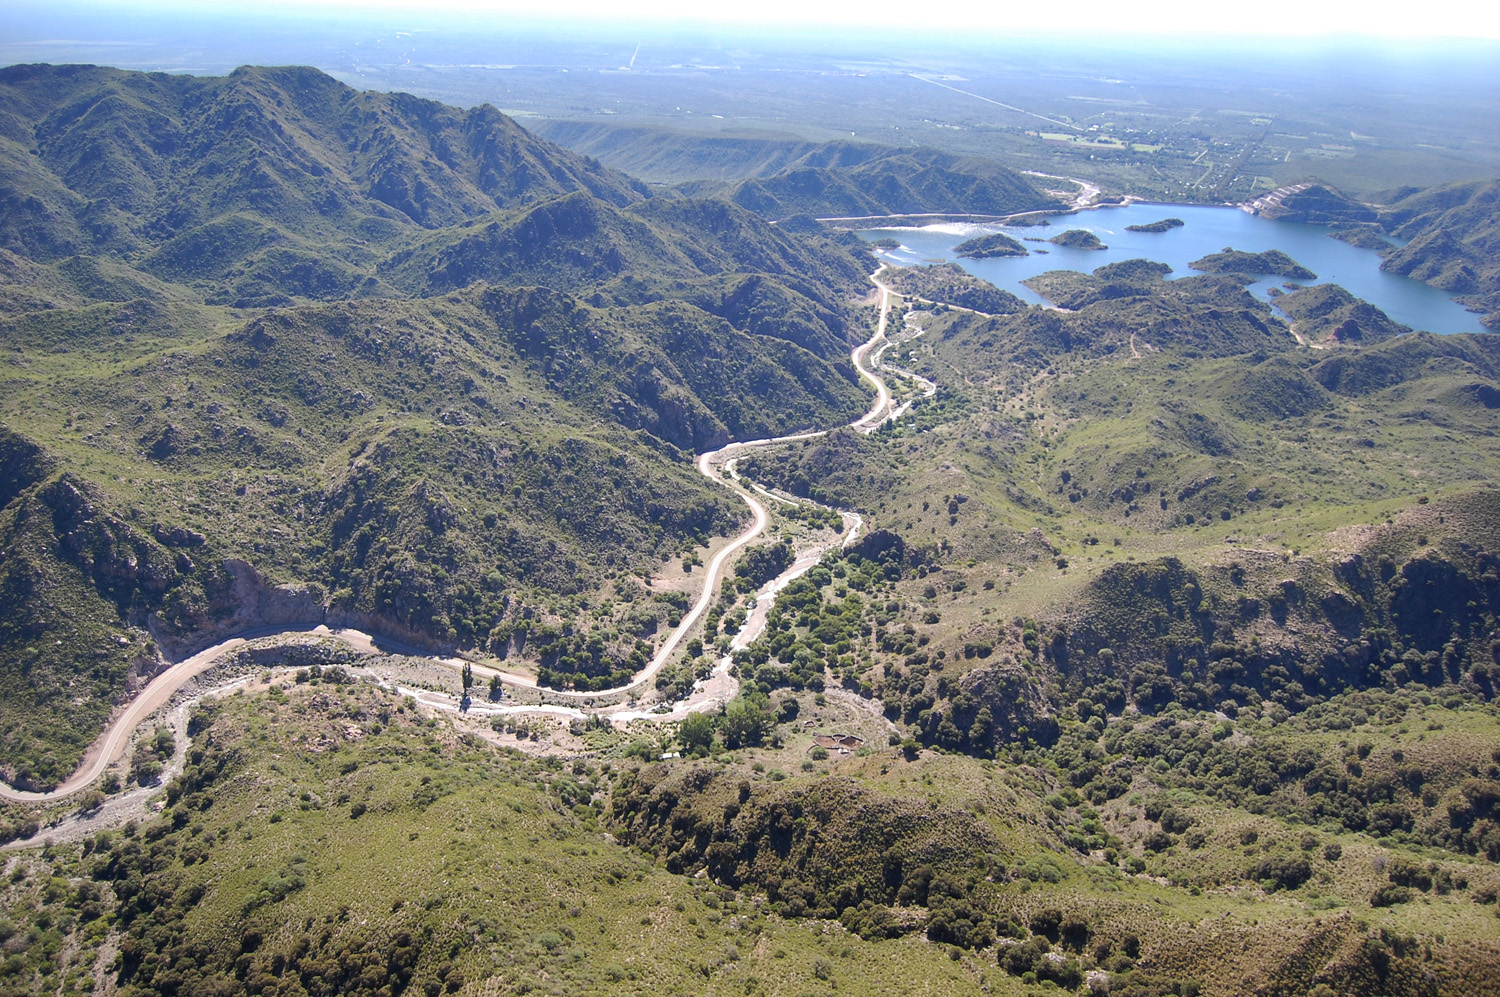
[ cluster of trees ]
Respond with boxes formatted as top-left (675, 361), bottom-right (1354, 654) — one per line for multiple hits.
top-left (128, 727), bottom-right (177, 787)
top-left (731, 566), bottom-right (867, 692)
top-left (726, 550), bottom-right (920, 699)
top-left (610, 766), bottom-right (1002, 925)
top-left (676, 692), bottom-right (790, 755)
top-left (532, 625), bottom-right (654, 691)
top-left (732, 541), bottom-right (794, 593)
top-left (1090, 691), bottom-right (1500, 860)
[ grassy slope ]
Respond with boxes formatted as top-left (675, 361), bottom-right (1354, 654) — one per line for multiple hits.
top-left (1, 684), bottom-right (1008, 997)
top-left (0, 275), bottom-right (874, 784)
top-left (1, 63), bottom-right (1499, 997)
top-left (6, 678), bottom-right (1496, 996)
top-left (734, 264), bottom-right (1500, 735)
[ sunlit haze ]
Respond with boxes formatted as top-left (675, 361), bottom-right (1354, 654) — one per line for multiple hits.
top-left (17, 0), bottom-right (1500, 39)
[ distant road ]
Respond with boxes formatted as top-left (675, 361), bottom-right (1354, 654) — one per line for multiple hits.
top-left (908, 74), bottom-right (1083, 132)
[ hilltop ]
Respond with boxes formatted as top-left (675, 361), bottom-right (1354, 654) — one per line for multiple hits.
top-left (1269, 283), bottom-right (1411, 344)
top-left (1189, 248), bottom-right (1316, 280)
top-left (955, 232), bottom-right (1029, 259)
top-left (1255, 183), bottom-right (1377, 225)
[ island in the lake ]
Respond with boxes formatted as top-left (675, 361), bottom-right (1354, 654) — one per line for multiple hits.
top-left (1190, 247), bottom-right (1317, 279)
top-left (953, 231), bottom-right (1028, 259)
top-left (1125, 217), bottom-right (1185, 233)
top-left (1050, 228), bottom-right (1107, 250)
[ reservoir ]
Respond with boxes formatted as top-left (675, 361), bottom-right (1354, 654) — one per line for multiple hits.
top-left (858, 203), bottom-right (1487, 335)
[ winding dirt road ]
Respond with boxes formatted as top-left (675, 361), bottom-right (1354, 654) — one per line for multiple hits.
top-left (1020, 171), bottom-right (1100, 210)
top-left (0, 634), bottom-right (270, 803)
top-left (2, 268), bottom-right (912, 804)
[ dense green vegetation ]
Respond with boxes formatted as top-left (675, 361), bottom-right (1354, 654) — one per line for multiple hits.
top-left (714, 142), bottom-right (1062, 220)
top-left (0, 64), bottom-right (877, 785)
top-left (0, 686), bottom-right (1035, 996)
top-left (5, 666), bottom-right (1497, 996)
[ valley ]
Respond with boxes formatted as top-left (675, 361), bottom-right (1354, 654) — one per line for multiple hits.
top-left (0, 36), bottom-right (1497, 997)
top-left (0, 268), bottom-right (916, 809)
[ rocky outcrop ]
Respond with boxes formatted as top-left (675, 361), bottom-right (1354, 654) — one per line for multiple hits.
top-left (959, 660), bottom-right (1059, 746)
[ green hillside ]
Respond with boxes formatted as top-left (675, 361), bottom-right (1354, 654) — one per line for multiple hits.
top-left (2, 61), bottom-right (1499, 997)
top-left (719, 143), bottom-right (1062, 220)
top-left (0, 65), bottom-right (877, 787)
top-left (1270, 283), bottom-right (1411, 344)
top-left (531, 119), bottom-right (822, 183)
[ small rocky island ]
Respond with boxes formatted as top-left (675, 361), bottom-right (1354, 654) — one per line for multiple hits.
top-left (1190, 248), bottom-right (1317, 280)
top-left (1125, 217), bottom-right (1185, 233)
top-left (1049, 229), bottom-right (1107, 250)
top-left (953, 231), bottom-right (1028, 259)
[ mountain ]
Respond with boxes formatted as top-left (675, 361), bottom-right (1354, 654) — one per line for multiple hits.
top-left (0, 281), bottom-right (868, 786)
top-left (0, 63), bottom-right (649, 305)
top-left (4, 63), bottom-right (1500, 997)
top-left (384, 192), bottom-right (869, 300)
top-left (1376, 179), bottom-right (1500, 328)
top-left (0, 65), bottom-right (875, 787)
top-left (718, 142), bottom-right (1063, 219)
top-left (0, 63), bottom-right (647, 241)
top-left (530, 120), bottom-right (822, 183)
top-left (1255, 182), bottom-right (1377, 224)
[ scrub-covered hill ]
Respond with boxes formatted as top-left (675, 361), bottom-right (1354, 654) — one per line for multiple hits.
top-left (0, 65), bottom-right (879, 788)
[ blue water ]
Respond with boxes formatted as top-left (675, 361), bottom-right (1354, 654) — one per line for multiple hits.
top-left (859, 203), bottom-right (1486, 335)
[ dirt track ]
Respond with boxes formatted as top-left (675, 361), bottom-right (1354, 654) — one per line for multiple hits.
top-left (1, 269), bottom-right (907, 804)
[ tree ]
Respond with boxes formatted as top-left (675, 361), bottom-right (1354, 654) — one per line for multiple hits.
top-left (678, 712), bottom-right (716, 755)
top-left (721, 696), bottom-right (770, 749)
top-left (461, 662), bottom-right (474, 698)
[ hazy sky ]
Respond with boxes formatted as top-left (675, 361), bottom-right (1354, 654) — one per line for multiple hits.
top-left (48, 0), bottom-right (1500, 39)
